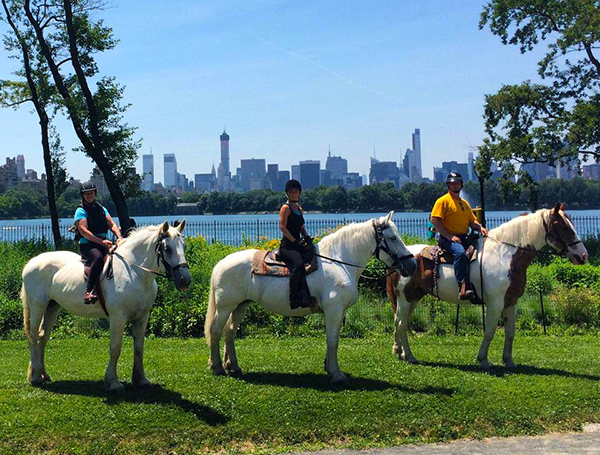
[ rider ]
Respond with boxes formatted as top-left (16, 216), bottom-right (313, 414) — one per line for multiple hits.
top-left (279, 179), bottom-right (313, 309)
top-left (75, 181), bottom-right (123, 304)
top-left (430, 172), bottom-right (488, 301)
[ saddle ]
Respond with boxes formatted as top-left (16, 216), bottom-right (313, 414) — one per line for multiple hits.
top-left (420, 240), bottom-right (479, 264)
top-left (251, 246), bottom-right (319, 277)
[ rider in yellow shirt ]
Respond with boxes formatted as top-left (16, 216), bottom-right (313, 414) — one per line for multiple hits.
top-left (431, 172), bottom-right (487, 300)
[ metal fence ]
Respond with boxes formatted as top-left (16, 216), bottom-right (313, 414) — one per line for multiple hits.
top-left (2, 215), bottom-right (600, 244)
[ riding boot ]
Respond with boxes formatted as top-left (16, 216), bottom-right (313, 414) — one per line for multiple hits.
top-left (289, 266), bottom-right (305, 309)
top-left (459, 281), bottom-right (475, 301)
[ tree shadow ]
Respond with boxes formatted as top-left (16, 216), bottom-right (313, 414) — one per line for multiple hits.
top-left (238, 371), bottom-right (454, 395)
top-left (41, 380), bottom-right (228, 425)
top-left (420, 360), bottom-right (600, 381)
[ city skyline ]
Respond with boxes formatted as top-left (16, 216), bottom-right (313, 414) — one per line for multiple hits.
top-left (0, 1), bottom-right (547, 184)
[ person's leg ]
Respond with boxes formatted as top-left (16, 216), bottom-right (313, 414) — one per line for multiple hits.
top-left (279, 247), bottom-right (306, 307)
top-left (440, 236), bottom-right (471, 298)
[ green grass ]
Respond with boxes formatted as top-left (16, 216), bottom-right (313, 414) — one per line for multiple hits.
top-left (2, 334), bottom-right (600, 454)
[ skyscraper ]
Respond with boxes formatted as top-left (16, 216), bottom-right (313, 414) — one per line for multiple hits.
top-left (411, 128), bottom-right (422, 182)
top-left (299, 160), bottom-right (320, 189)
top-left (240, 158), bottom-right (266, 191)
top-left (142, 153), bottom-right (154, 192)
top-left (164, 153), bottom-right (177, 188)
top-left (218, 128), bottom-right (231, 190)
top-left (325, 151), bottom-right (348, 185)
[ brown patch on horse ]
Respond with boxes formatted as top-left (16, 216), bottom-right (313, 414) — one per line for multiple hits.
top-left (386, 271), bottom-right (400, 313)
top-left (504, 246), bottom-right (537, 308)
top-left (400, 254), bottom-right (433, 302)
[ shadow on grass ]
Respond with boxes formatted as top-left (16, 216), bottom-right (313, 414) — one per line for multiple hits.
top-left (41, 380), bottom-right (228, 425)
top-left (238, 371), bottom-right (454, 395)
top-left (420, 361), bottom-right (600, 381)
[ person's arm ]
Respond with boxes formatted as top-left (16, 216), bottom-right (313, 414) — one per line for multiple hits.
top-left (431, 216), bottom-right (462, 243)
top-left (77, 219), bottom-right (112, 248)
top-left (106, 214), bottom-right (123, 242)
top-left (279, 205), bottom-right (298, 243)
top-left (469, 219), bottom-right (488, 236)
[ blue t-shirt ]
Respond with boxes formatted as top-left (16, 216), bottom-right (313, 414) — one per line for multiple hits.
top-left (74, 206), bottom-right (109, 244)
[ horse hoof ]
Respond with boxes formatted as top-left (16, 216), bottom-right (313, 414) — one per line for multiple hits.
top-left (29, 377), bottom-right (43, 387)
top-left (505, 361), bottom-right (517, 371)
top-left (106, 381), bottom-right (125, 393)
top-left (330, 373), bottom-right (348, 386)
top-left (42, 373), bottom-right (52, 383)
top-left (480, 360), bottom-right (491, 371)
top-left (211, 367), bottom-right (226, 376)
top-left (404, 356), bottom-right (419, 365)
top-left (133, 378), bottom-right (152, 388)
top-left (227, 368), bottom-right (243, 378)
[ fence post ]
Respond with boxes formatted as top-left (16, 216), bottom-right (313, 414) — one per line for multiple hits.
top-left (539, 288), bottom-right (547, 335)
top-left (454, 304), bottom-right (460, 335)
top-left (256, 219), bottom-right (260, 243)
top-left (212, 220), bottom-right (217, 243)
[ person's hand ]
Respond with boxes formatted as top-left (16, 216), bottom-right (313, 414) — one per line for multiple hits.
top-left (480, 227), bottom-right (488, 236)
top-left (102, 239), bottom-right (113, 249)
top-left (451, 235), bottom-right (462, 243)
top-left (116, 236), bottom-right (124, 246)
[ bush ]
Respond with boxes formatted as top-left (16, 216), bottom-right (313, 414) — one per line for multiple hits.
top-left (551, 285), bottom-right (600, 327)
top-left (0, 294), bottom-right (23, 337)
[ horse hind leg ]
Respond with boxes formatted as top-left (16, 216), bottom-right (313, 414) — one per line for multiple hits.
top-left (22, 286), bottom-right (47, 386)
top-left (502, 305), bottom-right (518, 369)
top-left (395, 298), bottom-right (419, 364)
top-left (223, 301), bottom-right (251, 376)
top-left (477, 300), bottom-right (504, 371)
top-left (38, 300), bottom-right (60, 382)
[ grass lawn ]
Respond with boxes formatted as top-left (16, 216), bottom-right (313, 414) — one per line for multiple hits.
top-left (1, 334), bottom-right (600, 454)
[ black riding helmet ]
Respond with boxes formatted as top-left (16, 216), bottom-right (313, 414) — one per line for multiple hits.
top-left (445, 172), bottom-right (463, 192)
top-left (285, 179), bottom-right (302, 193)
top-left (80, 181), bottom-right (97, 196)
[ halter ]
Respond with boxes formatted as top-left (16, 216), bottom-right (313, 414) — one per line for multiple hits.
top-left (372, 220), bottom-right (414, 272)
top-left (541, 211), bottom-right (584, 255)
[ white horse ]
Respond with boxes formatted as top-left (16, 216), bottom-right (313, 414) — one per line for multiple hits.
top-left (204, 212), bottom-right (417, 384)
top-left (387, 204), bottom-right (588, 370)
top-left (21, 221), bottom-right (191, 391)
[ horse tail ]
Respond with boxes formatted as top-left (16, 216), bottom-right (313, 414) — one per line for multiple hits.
top-left (21, 283), bottom-right (33, 344)
top-left (386, 271), bottom-right (400, 314)
top-left (204, 273), bottom-right (217, 345)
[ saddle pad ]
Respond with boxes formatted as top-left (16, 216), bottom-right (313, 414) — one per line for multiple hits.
top-left (420, 244), bottom-right (478, 264)
top-left (251, 250), bottom-right (319, 277)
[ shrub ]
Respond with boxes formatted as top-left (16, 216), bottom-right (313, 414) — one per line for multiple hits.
top-left (551, 285), bottom-right (600, 327)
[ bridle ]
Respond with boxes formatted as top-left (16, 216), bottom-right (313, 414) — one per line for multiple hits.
top-left (541, 211), bottom-right (584, 256)
top-left (108, 231), bottom-right (189, 282)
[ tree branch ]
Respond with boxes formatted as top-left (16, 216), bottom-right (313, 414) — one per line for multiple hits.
top-left (584, 41), bottom-right (600, 75)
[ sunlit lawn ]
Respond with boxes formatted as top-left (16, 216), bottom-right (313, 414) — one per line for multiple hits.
top-left (1, 334), bottom-right (600, 455)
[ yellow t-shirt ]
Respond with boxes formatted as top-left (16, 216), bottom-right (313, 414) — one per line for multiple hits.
top-left (430, 193), bottom-right (476, 235)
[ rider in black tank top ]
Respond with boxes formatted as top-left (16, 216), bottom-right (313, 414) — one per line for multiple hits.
top-left (279, 179), bottom-right (313, 309)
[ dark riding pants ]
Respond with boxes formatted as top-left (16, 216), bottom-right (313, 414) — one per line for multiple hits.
top-left (79, 243), bottom-right (108, 292)
top-left (279, 244), bottom-right (305, 304)
top-left (439, 234), bottom-right (469, 284)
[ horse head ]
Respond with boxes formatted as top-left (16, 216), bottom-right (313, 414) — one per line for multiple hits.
top-left (375, 211), bottom-right (417, 277)
top-left (545, 203), bottom-right (588, 265)
top-left (157, 220), bottom-right (192, 290)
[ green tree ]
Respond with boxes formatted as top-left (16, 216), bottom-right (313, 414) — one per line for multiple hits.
top-left (480, 0), bottom-right (600, 206)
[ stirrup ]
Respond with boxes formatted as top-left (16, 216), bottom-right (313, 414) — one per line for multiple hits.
top-left (84, 292), bottom-right (98, 305)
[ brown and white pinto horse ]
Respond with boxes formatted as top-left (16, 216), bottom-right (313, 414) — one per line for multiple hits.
top-left (387, 204), bottom-right (588, 370)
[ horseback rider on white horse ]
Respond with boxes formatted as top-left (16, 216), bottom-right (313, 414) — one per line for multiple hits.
top-left (75, 181), bottom-right (123, 304)
top-left (430, 172), bottom-right (488, 301)
top-left (278, 179), bottom-right (315, 309)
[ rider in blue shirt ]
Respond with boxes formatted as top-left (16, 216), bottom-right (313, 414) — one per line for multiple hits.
top-left (75, 182), bottom-right (123, 304)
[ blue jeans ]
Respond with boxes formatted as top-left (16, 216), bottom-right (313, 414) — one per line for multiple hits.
top-left (439, 234), bottom-right (469, 284)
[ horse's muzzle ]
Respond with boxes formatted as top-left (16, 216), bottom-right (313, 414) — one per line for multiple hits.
top-left (174, 266), bottom-right (192, 290)
top-left (399, 256), bottom-right (417, 277)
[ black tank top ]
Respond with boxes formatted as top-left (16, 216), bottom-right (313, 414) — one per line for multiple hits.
top-left (282, 203), bottom-right (304, 245)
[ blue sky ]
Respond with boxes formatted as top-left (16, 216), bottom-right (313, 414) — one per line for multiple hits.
top-left (0, 0), bottom-right (546, 183)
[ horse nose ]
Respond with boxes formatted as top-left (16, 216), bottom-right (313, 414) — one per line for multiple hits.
top-left (583, 252), bottom-right (589, 264)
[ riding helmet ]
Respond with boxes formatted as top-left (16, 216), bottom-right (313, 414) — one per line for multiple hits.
top-left (445, 172), bottom-right (463, 184)
top-left (80, 181), bottom-right (97, 195)
top-left (285, 179), bottom-right (302, 193)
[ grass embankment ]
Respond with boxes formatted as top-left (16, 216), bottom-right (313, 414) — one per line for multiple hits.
top-left (2, 334), bottom-right (600, 455)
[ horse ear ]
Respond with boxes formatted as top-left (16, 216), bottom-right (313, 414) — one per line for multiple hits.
top-left (384, 211), bottom-right (393, 225)
top-left (553, 203), bottom-right (561, 215)
top-left (560, 203), bottom-right (566, 212)
top-left (160, 221), bottom-right (169, 234)
top-left (177, 219), bottom-right (186, 233)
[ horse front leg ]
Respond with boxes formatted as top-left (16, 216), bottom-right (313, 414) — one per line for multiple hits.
top-left (132, 313), bottom-right (151, 387)
top-left (38, 302), bottom-right (60, 382)
top-left (476, 300), bottom-right (504, 371)
top-left (208, 309), bottom-right (231, 376)
top-left (502, 305), bottom-right (518, 369)
top-left (324, 307), bottom-right (347, 384)
top-left (395, 299), bottom-right (418, 364)
top-left (223, 302), bottom-right (250, 376)
top-left (105, 317), bottom-right (126, 392)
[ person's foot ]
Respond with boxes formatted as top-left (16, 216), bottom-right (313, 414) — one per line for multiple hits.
top-left (84, 291), bottom-right (98, 305)
top-left (459, 282), bottom-right (475, 301)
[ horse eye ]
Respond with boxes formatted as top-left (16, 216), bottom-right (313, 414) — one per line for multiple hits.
top-left (390, 236), bottom-right (397, 241)
top-left (165, 246), bottom-right (172, 253)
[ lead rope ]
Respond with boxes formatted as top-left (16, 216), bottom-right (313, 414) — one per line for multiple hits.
top-left (479, 236), bottom-right (486, 330)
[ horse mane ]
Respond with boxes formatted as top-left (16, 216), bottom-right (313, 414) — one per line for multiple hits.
top-left (488, 209), bottom-right (548, 247)
top-left (317, 220), bottom-right (374, 257)
top-left (117, 225), bottom-right (162, 252)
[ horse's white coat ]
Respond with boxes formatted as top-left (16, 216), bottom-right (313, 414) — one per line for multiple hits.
top-left (21, 222), bottom-right (190, 391)
top-left (392, 208), bottom-right (588, 369)
top-left (204, 212), bottom-right (417, 383)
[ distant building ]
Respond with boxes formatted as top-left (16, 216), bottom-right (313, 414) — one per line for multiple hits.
top-left (299, 160), bottom-right (320, 189)
top-left (16, 155), bottom-right (25, 179)
top-left (142, 153), bottom-right (154, 192)
top-left (342, 172), bottom-right (362, 189)
top-left (468, 152), bottom-right (476, 181)
top-left (0, 157), bottom-right (18, 193)
top-left (218, 129), bottom-right (232, 191)
top-left (325, 151), bottom-right (348, 185)
top-left (521, 162), bottom-right (556, 182)
top-left (194, 173), bottom-right (216, 193)
top-left (556, 158), bottom-right (579, 181)
top-left (267, 164), bottom-right (280, 190)
top-left (164, 153), bottom-right (177, 188)
top-left (240, 158), bottom-right (266, 191)
top-left (320, 169), bottom-right (333, 187)
top-left (291, 165), bottom-right (300, 182)
top-left (583, 163), bottom-right (600, 180)
top-left (370, 158), bottom-right (400, 187)
top-left (90, 167), bottom-right (109, 195)
top-left (411, 128), bottom-right (422, 182)
top-left (278, 170), bottom-right (290, 189)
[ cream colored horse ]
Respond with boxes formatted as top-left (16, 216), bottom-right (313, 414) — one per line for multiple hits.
top-left (21, 221), bottom-right (191, 391)
top-left (388, 204), bottom-right (588, 370)
top-left (205, 212), bottom-right (417, 384)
